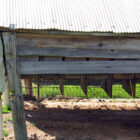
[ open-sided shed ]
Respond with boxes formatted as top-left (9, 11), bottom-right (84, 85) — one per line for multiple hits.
top-left (1, 0), bottom-right (140, 139)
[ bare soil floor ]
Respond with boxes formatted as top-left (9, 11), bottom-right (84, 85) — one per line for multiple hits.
top-left (3, 98), bottom-right (140, 140)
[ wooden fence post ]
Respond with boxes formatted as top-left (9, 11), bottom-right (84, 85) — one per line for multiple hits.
top-left (37, 75), bottom-right (40, 99)
top-left (80, 75), bottom-right (88, 98)
top-left (0, 35), bottom-right (5, 140)
top-left (0, 93), bottom-right (3, 140)
top-left (2, 32), bottom-right (28, 140)
top-left (59, 79), bottom-right (64, 96)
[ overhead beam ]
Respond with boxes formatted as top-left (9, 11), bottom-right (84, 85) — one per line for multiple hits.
top-left (18, 46), bottom-right (140, 59)
top-left (20, 61), bottom-right (140, 75)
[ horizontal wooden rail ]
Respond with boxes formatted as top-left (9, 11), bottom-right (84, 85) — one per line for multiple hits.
top-left (20, 61), bottom-right (140, 74)
top-left (18, 46), bottom-right (140, 58)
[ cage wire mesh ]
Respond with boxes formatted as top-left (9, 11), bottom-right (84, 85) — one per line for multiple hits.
top-left (21, 74), bottom-right (140, 99)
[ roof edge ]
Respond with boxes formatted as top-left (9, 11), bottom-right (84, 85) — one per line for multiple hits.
top-left (0, 28), bottom-right (140, 37)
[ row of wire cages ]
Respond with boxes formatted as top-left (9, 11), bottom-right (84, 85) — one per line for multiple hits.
top-left (21, 74), bottom-right (140, 99)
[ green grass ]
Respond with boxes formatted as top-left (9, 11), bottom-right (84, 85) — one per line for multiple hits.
top-left (3, 128), bottom-right (9, 137)
top-left (2, 106), bottom-right (11, 114)
top-left (22, 84), bottom-right (140, 99)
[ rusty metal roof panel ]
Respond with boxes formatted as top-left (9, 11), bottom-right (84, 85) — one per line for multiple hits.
top-left (0, 0), bottom-right (140, 33)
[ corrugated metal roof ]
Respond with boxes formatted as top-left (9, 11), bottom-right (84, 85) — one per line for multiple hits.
top-left (0, 0), bottom-right (140, 33)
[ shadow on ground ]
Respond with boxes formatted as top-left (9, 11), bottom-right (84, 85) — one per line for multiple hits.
top-left (25, 100), bottom-right (140, 140)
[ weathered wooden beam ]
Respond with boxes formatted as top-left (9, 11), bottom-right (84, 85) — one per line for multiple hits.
top-left (2, 32), bottom-right (27, 140)
top-left (0, 35), bottom-right (5, 140)
top-left (17, 34), bottom-right (140, 51)
top-left (20, 61), bottom-right (140, 74)
top-left (18, 46), bottom-right (140, 59)
top-left (0, 36), bottom-right (5, 92)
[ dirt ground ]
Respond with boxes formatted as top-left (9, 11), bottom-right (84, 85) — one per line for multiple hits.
top-left (3, 98), bottom-right (140, 140)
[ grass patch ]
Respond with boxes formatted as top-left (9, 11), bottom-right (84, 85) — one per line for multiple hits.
top-left (22, 84), bottom-right (140, 99)
top-left (3, 128), bottom-right (9, 137)
top-left (3, 123), bottom-right (7, 128)
top-left (2, 106), bottom-right (11, 114)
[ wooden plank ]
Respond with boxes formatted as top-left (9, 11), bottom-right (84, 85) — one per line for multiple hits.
top-left (18, 46), bottom-right (140, 59)
top-left (2, 32), bottom-right (27, 140)
top-left (20, 61), bottom-right (140, 74)
top-left (16, 31), bottom-right (140, 38)
top-left (17, 34), bottom-right (140, 51)
top-left (113, 74), bottom-right (134, 79)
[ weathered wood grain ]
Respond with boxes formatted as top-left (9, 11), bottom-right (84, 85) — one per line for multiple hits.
top-left (0, 37), bottom-right (5, 92)
top-left (20, 61), bottom-right (140, 74)
top-left (2, 32), bottom-right (27, 140)
top-left (19, 46), bottom-right (140, 58)
top-left (17, 34), bottom-right (140, 51)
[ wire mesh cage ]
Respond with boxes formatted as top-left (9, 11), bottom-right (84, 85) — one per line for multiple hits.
top-left (21, 74), bottom-right (140, 99)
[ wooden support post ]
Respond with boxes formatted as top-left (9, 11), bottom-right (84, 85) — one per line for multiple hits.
top-left (0, 93), bottom-right (3, 140)
top-left (37, 75), bottom-right (40, 99)
top-left (24, 79), bottom-right (33, 96)
top-left (129, 79), bottom-right (136, 98)
top-left (0, 35), bottom-right (5, 140)
top-left (104, 75), bottom-right (112, 98)
top-left (4, 78), bottom-right (10, 107)
top-left (122, 78), bottom-right (136, 98)
top-left (80, 75), bottom-right (88, 98)
top-left (2, 32), bottom-right (27, 140)
top-left (59, 79), bottom-right (64, 96)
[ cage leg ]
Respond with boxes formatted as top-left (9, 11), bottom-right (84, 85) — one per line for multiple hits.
top-left (24, 79), bottom-right (33, 96)
top-left (0, 93), bottom-right (3, 140)
top-left (122, 79), bottom-right (136, 98)
top-left (129, 79), bottom-right (136, 98)
top-left (59, 79), bottom-right (64, 96)
top-left (37, 75), bottom-right (40, 99)
top-left (80, 75), bottom-right (88, 98)
top-left (104, 75), bottom-right (112, 98)
top-left (122, 80), bottom-right (131, 95)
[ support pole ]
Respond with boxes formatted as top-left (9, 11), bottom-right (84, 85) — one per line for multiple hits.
top-left (80, 75), bottom-right (88, 98)
top-left (0, 93), bottom-right (3, 140)
top-left (4, 78), bottom-right (10, 107)
top-left (37, 75), bottom-right (40, 99)
top-left (104, 75), bottom-right (112, 98)
top-left (0, 35), bottom-right (5, 140)
top-left (122, 78), bottom-right (136, 98)
top-left (24, 79), bottom-right (33, 96)
top-left (2, 32), bottom-right (27, 140)
top-left (59, 79), bottom-right (64, 96)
